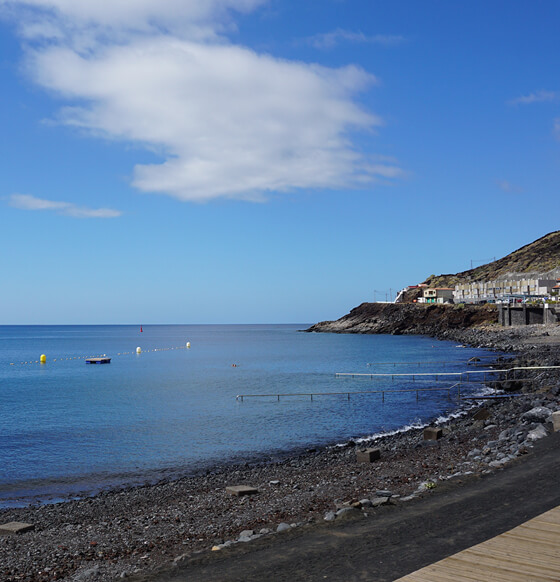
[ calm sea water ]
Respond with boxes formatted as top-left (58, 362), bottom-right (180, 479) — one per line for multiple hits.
top-left (0, 324), bottom-right (498, 506)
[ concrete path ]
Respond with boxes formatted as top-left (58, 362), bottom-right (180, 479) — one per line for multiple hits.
top-left (133, 432), bottom-right (560, 582)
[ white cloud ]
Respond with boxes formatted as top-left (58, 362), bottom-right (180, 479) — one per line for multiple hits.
top-left (4, 0), bottom-right (265, 41)
top-left (307, 29), bottom-right (406, 50)
top-left (509, 90), bottom-right (558, 105)
top-left (8, 193), bottom-right (122, 218)
top-left (2, 0), bottom-right (402, 202)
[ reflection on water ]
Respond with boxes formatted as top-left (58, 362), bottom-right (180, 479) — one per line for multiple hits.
top-left (0, 324), bottom-right (498, 505)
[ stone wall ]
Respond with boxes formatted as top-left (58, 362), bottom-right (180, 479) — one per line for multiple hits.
top-left (499, 304), bottom-right (560, 326)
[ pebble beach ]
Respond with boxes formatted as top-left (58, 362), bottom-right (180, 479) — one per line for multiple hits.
top-left (2, 324), bottom-right (560, 582)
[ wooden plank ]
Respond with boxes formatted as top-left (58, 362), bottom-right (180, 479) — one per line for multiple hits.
top-left (449, 550), bottom-right (560, 578)
top-left (403, 560), bottom-right (551, 582)
top-left (467, 542), bottom-right (559, 563)
top-left (538, 512), bottom-right (560, 525)
top-left (521, 517), bottom-right (560, 530)
top-left (467, 543), bottom-right (557, 565)
top-left (501, 529), bottom-right (559, 544)
top-left (410, 561), bottom-right (515, 582)
top-left (489, 528), bottom-right (560, 549)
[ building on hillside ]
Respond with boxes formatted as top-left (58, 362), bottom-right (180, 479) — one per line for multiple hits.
top-left (418, 288), bottom-right (454, 304)
top-left (453, 278), bottom-right (557, 303)
top-left (394, 284), bottom-right (428, 303)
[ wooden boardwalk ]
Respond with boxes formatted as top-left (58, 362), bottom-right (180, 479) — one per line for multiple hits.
top-left (395, 505), bottom-right (560, 582)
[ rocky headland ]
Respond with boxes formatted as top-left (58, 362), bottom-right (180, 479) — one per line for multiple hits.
top-left (305, 302), bottom-right (498, 337)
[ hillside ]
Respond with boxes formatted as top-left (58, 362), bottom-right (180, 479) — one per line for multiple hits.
top-left (424, 231), bottom-right (560, 288)
top-left (307, 232), bottom-right (559, 336)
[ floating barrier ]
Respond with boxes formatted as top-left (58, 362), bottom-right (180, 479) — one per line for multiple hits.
top-left (8, 344), bottom-right (191, 366)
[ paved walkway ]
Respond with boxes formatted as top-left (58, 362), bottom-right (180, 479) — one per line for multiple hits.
top-left (134, 432), bottom-right (560, 582)
top-left (395, 505), bottom-right (560, 582)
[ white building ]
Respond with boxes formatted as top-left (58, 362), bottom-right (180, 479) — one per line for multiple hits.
top-left (418, 288), bottom-right (454, 304)
top-left (453, 278), bottom-right (557, 303)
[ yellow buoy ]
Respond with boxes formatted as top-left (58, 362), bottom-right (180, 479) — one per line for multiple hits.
top-left (186, 342), bottom-right (191, 349)
top-left (136, 346), bottom-right (142, 354)
top-left (40, 354), bottom-right (46, 364)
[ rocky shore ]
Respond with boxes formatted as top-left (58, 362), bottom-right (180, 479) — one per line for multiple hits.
top-left (305, 302), bottom-right (498, 336)
top-left (2, 323), bottom-right (560, 582)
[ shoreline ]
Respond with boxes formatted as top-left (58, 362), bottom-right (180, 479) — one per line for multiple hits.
top-left (0, 375), bottom-right (492, 511)
top-left (2, 324), bottom-right (560, 581)
top-left (1, 333), bottom-right (496, 511)
top-left (0, 347), bottom-right (498, 511)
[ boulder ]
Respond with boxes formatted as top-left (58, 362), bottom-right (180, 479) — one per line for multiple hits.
top-left (527, 424), bottom-right (548, 441)
top-left (547, 411), bottom-right (560, 432)
top-left (0, 522), bottom-right (34, 535)
top-left (423, 427), bottom-right (443, 440)
top-left (522, 407), bottom-right (552, 423)
top-left (335, 507), bottom-right (360, 519)
top-left (375, 490), bottom-right (393, 497)
top-left (356, 448), bottom-right (381, 463)
top-left (472, 408), bottom-right (490, 421)
top-left (226, 485), bottom-right (258, 496)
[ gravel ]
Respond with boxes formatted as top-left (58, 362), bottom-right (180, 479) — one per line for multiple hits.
top-left (2, 324), bottom-right (560, 582)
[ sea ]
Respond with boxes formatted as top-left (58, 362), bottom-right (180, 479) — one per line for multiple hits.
top-left (0, 324), bottom-right (500, 507)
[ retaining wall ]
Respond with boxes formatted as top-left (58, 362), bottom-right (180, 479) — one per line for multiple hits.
top-left (499, 304), bottom-right (559, 326)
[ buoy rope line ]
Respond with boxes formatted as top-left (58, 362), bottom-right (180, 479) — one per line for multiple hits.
top-left (8, 345), bottom-right (191, 366)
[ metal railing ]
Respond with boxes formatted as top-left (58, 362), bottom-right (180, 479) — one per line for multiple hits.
top-left (236, 366), bottom-right (559, 403)
top-left (335, 369), bottom-right (501, 382)
top-left (237, 385), bottom-right (461, 402)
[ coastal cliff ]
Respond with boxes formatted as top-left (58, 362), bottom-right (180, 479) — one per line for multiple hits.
top-left (306, 233), bottom-right (560, 338)
top-left (306, 302), bottom-right (498, 337)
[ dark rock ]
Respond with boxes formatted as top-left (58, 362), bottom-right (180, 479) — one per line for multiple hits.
top-left (522, 407), bottom-right (552, 423)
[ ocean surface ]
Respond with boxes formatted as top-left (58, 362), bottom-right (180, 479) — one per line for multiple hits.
top-left (0, 324), bottom-right (500, 507)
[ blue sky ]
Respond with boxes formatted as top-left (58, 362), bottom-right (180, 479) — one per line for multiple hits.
top-left (1, 0), bottom-right (559, 324)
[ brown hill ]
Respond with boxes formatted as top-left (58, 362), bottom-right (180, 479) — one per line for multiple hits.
top-left (424, 231), bottom-right (560, 288)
